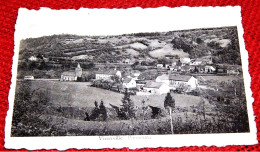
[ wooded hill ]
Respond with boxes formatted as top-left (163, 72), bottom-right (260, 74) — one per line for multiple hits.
top-left (19, 26), bottom-right (241, 65)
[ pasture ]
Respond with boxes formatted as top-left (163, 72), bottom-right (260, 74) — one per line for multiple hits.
top-left (30, 80), bottom-right (208, 109)
top-left (11, 78), bottom-right (249, 136)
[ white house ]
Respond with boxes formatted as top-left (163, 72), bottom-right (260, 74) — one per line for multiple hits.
top-left (124, 59), bottom-right (132, 64)
top-left (204, 65), bottom-right (216, 73)
top-left (60, 71), bottom-right (77, 81)
top-left (169, 75), bottom-right (198, 90)
top-left (28, 56), bottom-right (38, 61)
top-left (180, 57), bottom-right (191, 64)
top-left (169, 66), bottom-right (178, 71)
top-left (190, 59), bottom-right (203, 65)
top-left (123, 78), bottom-right (136, 88)
top-left (143, 81), bottom-right (170, 95)
top-left (60, 63), bottom-right (83, 81)
top-left (157, 64), bottom-right (163, 68)
top-left (24, 76), bottom-right (34, 80)
top-left (226, 66), bottom-right (240, 75)
top-left (95, 69), bottom-right (122, 80)
top-left (128, 70), bottom-right (141, 80)
top-left (155, 74), bottom-right (170, 85)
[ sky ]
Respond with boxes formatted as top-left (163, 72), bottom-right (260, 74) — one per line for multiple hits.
top-left (15, 6), bottom-right (242, 40)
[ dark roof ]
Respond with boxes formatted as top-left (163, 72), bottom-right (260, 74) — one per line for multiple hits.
top-left (169, 75), bottom-right (193, 82)
top-left (156, 74), bottom-right (169, 80)
top-left (144, 81), bottom-right (164, 89)
top-left (123, 78), bottom-right (133, 83)
top-left (62, 71), bottom-right (76, 76)
top-left (96, 70), bottom-right (119, 75)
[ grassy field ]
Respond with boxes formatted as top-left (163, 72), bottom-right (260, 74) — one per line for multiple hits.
top-left (30, 80), bottom-right (209, 109)
top-left (11, 78), bottom-right (249, 136)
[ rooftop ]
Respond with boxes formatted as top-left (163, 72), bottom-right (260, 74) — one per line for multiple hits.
top-left (169, 75), bottom-right (193, 82)
top-left (156, 74), bottom-right (169, 80)
top-left (62, 71), bottom-right (76, 76)
top-left (123, 78), bottom-right (133, 83)
top-left (96, 70), bottom-right (119, 75)
top-left (144, 81), bottom-right (164, 89)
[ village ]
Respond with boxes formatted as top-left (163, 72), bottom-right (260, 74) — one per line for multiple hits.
top-left (14, 25), bottom-right (251, 137)
top-left (58, 55), bottom-right (242, 96)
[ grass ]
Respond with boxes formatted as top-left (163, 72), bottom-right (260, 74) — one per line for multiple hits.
top-left (30, 80), bottom-right (208, 109)
top-left (11, 78), bottom-right (249, 136)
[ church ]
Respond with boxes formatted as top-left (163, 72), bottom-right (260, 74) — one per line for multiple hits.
top-left (60, 63), bottom-right (82, 81)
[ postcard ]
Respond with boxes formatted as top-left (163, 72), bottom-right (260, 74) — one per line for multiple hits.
top-left (5, 6), bottom-right (257, 150)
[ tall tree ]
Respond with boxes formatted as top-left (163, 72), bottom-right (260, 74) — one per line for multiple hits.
top-left (164, 93), bottom-right (175, 109)
top-left (121, 89), bottom-right (136, 119)
top-left (164, 93), bottom-right (175, 134)
top-left (99, 100), bottom-right (107, 121)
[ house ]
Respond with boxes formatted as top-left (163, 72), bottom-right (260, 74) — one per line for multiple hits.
top-left (165, 64), bottom-right (170, 69)
top-left (124, 59), bottom-right (131, 64)
top-left (169, 75), bottom-right (198, 90)
top-left (181, 65), bottom-right (192, 72)
top-left (157, 64), bottom-right (163, 68)
top-left (155, 74), bottom-right (170, 85)
top-left (143, 81), bottom-right (170, 95)
top-left (28, 56), bottom-right (38, 61)
top-left (190, 58), bottom-right (203, 65)
top-left (122, 78), bottom-right (136, 89)
top-left (226, 66), bottom-right (240, 75)
top-left (24, 76), bottom-right (34, 80)
top-left (171, 58), bottom-right (179, 66)
top-left (180, 57), bottom-right (191, 64)
top-left (95, 69), bottom-right (122, 80)
top-left (60, 63), bottom-right (83, 81)
top-left (204, 65), bottom-right (216, 73)
top-left (60, 71), bottom-right (77, 81)
top-left (128, 70), bottom-right (141, 80)
top-left (169, 66), bottom-right (178, 71)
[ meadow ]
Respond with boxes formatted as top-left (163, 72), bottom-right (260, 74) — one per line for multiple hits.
top-left (11, 79), bottom-right (249, 136)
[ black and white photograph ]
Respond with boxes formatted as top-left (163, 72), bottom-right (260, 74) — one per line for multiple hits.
top-left (5, 7), bottom-right (257, 149)
top-left (11, 26), bottom-right (249, 136)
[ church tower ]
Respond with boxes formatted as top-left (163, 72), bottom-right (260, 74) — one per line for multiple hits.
top-left (75, 63), bottom-right (82, 77)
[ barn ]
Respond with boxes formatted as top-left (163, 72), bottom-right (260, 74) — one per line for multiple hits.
top-left (143, 81), bottom-right (170, 95)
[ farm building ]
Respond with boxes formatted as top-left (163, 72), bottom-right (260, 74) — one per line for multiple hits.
top-left (181, 65), bottom-right (192, 72)
top-left (226, 66), bottom-right (240, 75)
top-left (95, 69), bottom-right (122, 80)
top-left (127, 70), bottom-right (141, 80)
top-left (204, 65), bottom-right (216, 73)
top-left (180, 57), bottom-right (191, 64)
top-left (190, 58), bottom-right (203, 65)
top-left (60, 71), bottom-right (77, 81)
top-left (169, 75), bottom-right (198, 89)
top-left (60, 63), bottom-right (83, 81)
top-left (122, 78), bottom-right (136, 89)
top-left (28, 56), bottom-right (38, 61)
top-left (157, 64), bottom-right (163, 68)
top-left (169, 65), bottom-right (178, 71)
top-left (143, 81), bottom-right (170, 95)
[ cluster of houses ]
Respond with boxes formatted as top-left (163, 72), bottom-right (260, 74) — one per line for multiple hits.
top-left (156, 56), bottom-right (240, 75)
top-left (60, 63), bottom-right (199, 95)
top-left (59, 55), bottom-right (241, 95)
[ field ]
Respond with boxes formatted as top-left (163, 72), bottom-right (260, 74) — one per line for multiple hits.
top-left (30, 80), bottom-right (207, 109)
top-left (11, 79), bottom-right (249, 136)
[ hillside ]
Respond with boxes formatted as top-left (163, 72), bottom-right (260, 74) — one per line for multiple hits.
top-left (19, 26), bottom-right (241, 66)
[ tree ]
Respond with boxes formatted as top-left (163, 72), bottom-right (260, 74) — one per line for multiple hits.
top-left (164, 93), bottom-right (175, 134)
top-left (164, 93), bottom-right (175, 109)
top-left (121, 89), bottom-right (136, 119)
top-left (89, 101), bottom-right (100, 120)
top-left (99, 100), bottom-right (107, 121)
